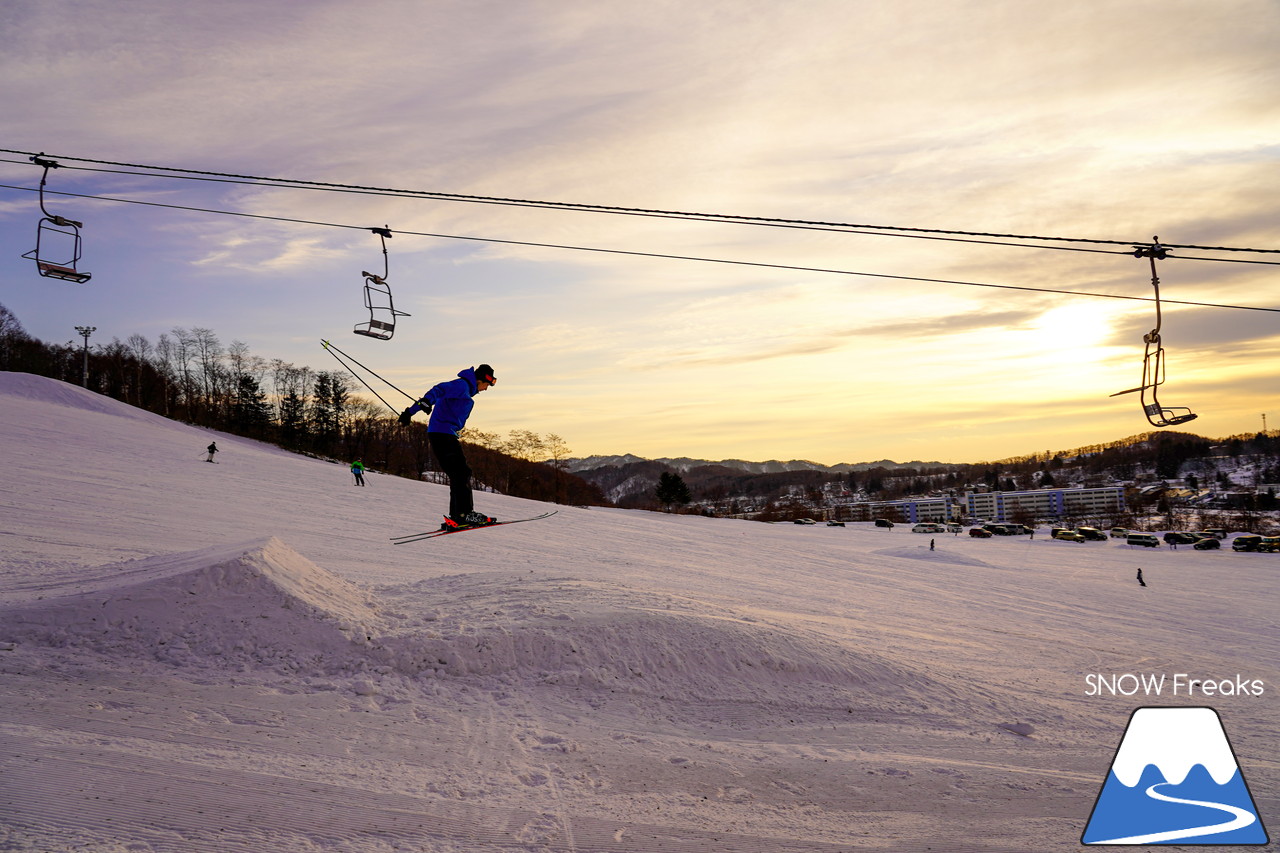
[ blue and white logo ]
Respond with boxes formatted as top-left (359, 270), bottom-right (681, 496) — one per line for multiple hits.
top-left (1082, 707), bottom-right (1269, 845)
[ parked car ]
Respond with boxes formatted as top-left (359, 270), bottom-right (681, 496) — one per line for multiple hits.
top-left (1077, 527), bottom-right (1108, 541)
top-left (1260, 536), bottom-right (1280, 553)
top-left (1049, 527), bottom-right (1071, 539)
top-left (874, 518), bottom-right (895, 528)
top-left (968, 528), bottom-right (993, 538)
top-left (1232, 535), bottom-right (1263, 552)
top-left (1053, 529), bottom-right (1086, 542)
top-left (1110, 527), bottom-right (1128, 539)
top-left (1201, 528), bottom-right (1227, 540)
top-left (793, 518), bottom-right (817, 525)
top-left (826, 520), bottom-right (845, 527)
top-left (1127, 533), bottom-right (1160, 548)
top-left (1163, 532), bottom-right (1200, 545)
top-left (1193, 537), bottom-right (1221, 550)
top-left (945, 523), bottom-right (963, 533)
top-left (912, 523), bottom-right (944, 533)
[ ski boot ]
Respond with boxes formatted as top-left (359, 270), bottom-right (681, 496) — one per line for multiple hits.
top-left (442, 511), bottom-right (497, 530)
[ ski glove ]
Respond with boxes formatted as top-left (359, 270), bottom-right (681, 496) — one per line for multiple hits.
top-left (397, 401), bottom-right (432, 426)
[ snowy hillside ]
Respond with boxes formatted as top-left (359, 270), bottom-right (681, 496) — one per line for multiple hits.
top-left (0, 372), bottom-right (1276, 852)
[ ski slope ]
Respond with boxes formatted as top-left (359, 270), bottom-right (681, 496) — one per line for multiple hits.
top-left (0, 372), bottom-right (1276, 852)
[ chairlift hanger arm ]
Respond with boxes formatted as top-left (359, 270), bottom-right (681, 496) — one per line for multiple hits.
top-left (1132, 238), bottom-right (1168, 339)
top-left (363, 225), bottom-right (391, 282)
top-left (31, 155), bottom-right (82, 226)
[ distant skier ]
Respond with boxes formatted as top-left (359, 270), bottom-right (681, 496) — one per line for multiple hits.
top-left (398, 364), bottom-right (497, 529)
top-left (205, 442), bottom-right (218, 463)
top-left (351, 460), bottom-right (366, 487)
top-left (1137, 568), bottom-right (1146, 587)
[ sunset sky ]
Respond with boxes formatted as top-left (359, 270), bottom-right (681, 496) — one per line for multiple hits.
top-left (2, 0), bottom-right (1277, 465)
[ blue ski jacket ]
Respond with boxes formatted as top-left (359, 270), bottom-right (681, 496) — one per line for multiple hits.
top-left (407, 367), bottom-right (481, 436)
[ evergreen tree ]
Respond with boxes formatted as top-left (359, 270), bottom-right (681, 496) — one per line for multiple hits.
top-left (655, 471), bottom-right (692, 509)
top-left (278, 389), bottom-right (308, 449)
top-left (230, 373), bottom-right (273, 436)
top-left (308, 371), bottom-right (349, 453)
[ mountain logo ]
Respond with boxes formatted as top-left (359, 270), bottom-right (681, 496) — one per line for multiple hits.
top-left (1082, 707), bottom-right (1269, 845)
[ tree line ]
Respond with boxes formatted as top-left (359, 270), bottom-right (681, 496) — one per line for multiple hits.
top-left (0, 304), bottom-right (605, 506)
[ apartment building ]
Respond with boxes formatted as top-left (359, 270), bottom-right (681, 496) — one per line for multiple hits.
top-left (839, 496), bottom-right (956, 524)
top-left (964, 486), bottom-right (1124, 522)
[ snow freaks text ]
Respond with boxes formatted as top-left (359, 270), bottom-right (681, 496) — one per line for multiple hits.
top-left (1085, 673), bottom-right (1266, 697)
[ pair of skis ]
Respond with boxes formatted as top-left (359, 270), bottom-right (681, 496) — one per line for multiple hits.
top-left (390, 511), bottom-right (558, 544)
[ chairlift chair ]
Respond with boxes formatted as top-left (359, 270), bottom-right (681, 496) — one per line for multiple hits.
top-left (1111, 331), bottom-right (1198, 427)
top-left (352, 227), bottom-right (410, 340)
top-left (354, 273), bottom-right (411, 340)
top-left (1109, 239), bottom-right (1197, 428)
top-left (21, 156), bottom-right (91, 283)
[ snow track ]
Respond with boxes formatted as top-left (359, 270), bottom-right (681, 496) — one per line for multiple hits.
top-left (1, 729), bottom-right (898, 852)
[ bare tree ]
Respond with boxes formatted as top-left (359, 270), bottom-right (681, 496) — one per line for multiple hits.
top-left (0, 302), bottom-right (30, 368)
top-left (165, 328), bottom-right (199, 417)
top-left (504, 429), bottom-right (547, 462)
top-left (190, 327), bottom-right (224, 416)
top-left (544, 433), bottom-right (572, 504)
top-left (460, 429), bottom-right (501, 451)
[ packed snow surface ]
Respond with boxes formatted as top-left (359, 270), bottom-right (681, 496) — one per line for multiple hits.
top-left (0, 372), bottom-right (1275, 851)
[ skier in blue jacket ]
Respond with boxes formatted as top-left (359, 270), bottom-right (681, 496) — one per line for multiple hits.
top-left (398, 364), bottom-right (497, 528)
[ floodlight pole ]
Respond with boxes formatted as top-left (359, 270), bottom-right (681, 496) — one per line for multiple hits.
top-left (74, 325), bottom-right (95, 387)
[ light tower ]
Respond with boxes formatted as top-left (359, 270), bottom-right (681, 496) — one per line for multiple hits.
top-left (74, 325), bottom-right (96, 388)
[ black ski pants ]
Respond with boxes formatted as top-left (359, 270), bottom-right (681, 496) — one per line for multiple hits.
top-left (428, 432), bottom-right (473, 519)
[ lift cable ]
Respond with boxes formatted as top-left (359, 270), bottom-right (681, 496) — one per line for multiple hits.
top-left (2, 148), bottom-right (1278, 257)
top-left (0, 156), bottom-right (1142, 259)
top-left (2, 181), bottom-right (1276, 316)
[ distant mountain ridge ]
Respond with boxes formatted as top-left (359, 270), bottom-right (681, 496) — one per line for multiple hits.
top-left (561, 430), bottom-right (1280, 513)
top-left (563, 454), bottom-right (938, 475)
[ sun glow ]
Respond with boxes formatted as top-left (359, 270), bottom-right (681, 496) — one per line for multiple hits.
top-left (1028, 302), bottom-right (1117, 357)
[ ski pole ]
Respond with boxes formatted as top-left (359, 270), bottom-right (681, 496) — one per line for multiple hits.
top-left (320, 339), bottom-right (414, 414)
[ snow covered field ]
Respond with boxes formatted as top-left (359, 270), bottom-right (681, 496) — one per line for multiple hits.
top-left (1, 372), bottom-right (1275, 852)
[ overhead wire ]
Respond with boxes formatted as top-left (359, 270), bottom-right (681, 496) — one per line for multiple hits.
top-left (2, 148), bottom-right (1278, 257)
top-left (0, 155), bottom-right (1131, 258)
top-left (3, 180), bottom-right (1277, 315)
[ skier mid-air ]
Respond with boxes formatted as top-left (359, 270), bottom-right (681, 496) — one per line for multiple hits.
top-left (398, 364), bottom-right (497, 530)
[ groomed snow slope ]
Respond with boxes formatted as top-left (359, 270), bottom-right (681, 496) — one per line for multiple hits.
top-left (0, 373), bottom-right (1275, 852)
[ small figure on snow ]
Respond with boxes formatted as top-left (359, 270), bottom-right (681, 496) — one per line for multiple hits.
top-left (398, 364), bottom-right (497, 529)
top-left (205, 442), bottom-right (219, 463)
top-left (1137, 568), bottom-right (1146, 587)
top-left (351, 460), bottom-right (366, 487)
